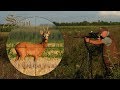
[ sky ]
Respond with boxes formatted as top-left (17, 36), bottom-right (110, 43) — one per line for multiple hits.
top-left (0, 11), bottom-right (120, 24)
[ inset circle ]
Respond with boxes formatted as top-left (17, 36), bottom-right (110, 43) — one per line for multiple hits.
top-left (6, 17), bottom-right (64, 76)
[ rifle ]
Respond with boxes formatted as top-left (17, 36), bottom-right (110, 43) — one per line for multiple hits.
top-left (74, 31), bottom-right (99, 39)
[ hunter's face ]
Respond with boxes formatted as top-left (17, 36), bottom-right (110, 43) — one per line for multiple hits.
top-left (101, 31), bottom-right (108, 38)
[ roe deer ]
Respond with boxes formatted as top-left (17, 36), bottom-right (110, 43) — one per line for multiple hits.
top-left (15, 26), bottom-right (50, 61)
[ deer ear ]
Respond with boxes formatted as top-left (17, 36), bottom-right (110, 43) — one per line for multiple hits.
top-left (40, 31), bottom-right (44, 35)
top-left (47, 31), bottom-right (50, 35)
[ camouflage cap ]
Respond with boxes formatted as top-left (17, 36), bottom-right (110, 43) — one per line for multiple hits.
top-left (99, 27), bottom-right (110, 36)
top-left (99, 27), bottom-right (108, 33)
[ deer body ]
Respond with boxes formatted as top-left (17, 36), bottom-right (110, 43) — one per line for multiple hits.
top-left (15, 26), bottom-right (50, 61)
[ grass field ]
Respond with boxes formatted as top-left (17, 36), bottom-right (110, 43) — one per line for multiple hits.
top-left (10, 57), bottom-right (61, 76)
top-left (0, 25), bottom-right (120, 79)
top-left (58, 25), bottom-right (120, 79)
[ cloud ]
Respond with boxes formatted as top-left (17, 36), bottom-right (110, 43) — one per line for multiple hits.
top-left (99, 11), bottom-right (120, 16)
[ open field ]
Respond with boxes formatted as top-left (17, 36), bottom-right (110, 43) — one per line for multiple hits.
top-left (0, 25), bottom-right (120, 79)
top-left (10, 57), bottom-right (61, 76)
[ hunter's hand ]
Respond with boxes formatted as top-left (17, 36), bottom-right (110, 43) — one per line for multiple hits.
top-left (85, 37), bottom-right (90, 42)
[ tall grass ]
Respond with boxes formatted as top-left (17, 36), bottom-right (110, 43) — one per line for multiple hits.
top-left (55, 25), bottom-right (120, 79)
top-left (7, 26), bottom-right (64, 44)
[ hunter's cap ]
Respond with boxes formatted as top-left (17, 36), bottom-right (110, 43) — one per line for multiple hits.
top-left (99, 27), bottom-right (108, 32)
top-left (99, 27), bottom-right (110, 36)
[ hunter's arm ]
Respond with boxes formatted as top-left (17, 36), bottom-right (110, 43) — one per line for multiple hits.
top-left (89, 39), bottom-right (103, 45)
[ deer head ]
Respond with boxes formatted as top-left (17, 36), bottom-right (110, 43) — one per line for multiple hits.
top-left (40, 26), bottom-right (50, 43)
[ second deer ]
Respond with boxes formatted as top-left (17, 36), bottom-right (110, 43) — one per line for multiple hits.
top-left (15, 26), bottom-right (50, 61)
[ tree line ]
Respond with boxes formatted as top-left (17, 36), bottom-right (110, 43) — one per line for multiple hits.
top-left (0, 24), bottom-right (16, 32)
top-left (1, 20), bottom-right (120, 32)
top-left (53, 21), bottom-right (120, 26)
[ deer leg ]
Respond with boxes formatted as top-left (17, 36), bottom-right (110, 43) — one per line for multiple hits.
top-left (15, 49), bottom-right (20, 61)
top-left (34, 56), bottom-right (39, 61)
top-left (20, 55), bottom-right (26, 61)
top-left (15, 55), bottom-right (19, 61)
top-left (34, 56), bottom-right (39, 76)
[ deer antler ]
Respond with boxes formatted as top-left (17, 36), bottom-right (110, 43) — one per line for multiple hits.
top-left (40, 30), bottom-right (44, 35)
top-left (46, 26), bottom-right (49, 31)
top-left (42, 25), bottom-right (46, 32)
top-left (46, 25), bottom-right (50, 34)
top-left (47, 31), bottom-right (50, 35)
top-left (42, 25), bottom-right (50, 34)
